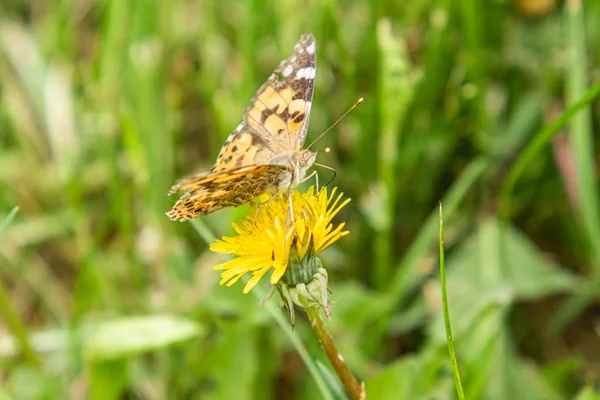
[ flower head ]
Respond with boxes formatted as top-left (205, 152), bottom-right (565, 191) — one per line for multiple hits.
top-left (210, 187), bottom-right (350, 294)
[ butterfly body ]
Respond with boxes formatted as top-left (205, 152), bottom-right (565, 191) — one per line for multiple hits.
top-left (269, 148), bottom-right (317, 182)
top-left (167, 34), bottom-right (317, 222)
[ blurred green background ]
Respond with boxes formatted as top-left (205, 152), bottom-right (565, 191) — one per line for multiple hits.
top-left (1, 0), bottom-right (600, 399)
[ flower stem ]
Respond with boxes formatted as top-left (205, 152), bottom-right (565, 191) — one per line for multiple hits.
top-left (305, 306), bottom-right (365, 400)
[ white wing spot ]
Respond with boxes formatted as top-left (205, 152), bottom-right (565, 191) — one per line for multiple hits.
top-left (235, 123), bottom-right (244, 131)
top-left (296, 67), bottom-right (315, 80)
top-left (282, 64), bottom-right (293, 77)
top-left (306, 42), bottom-right (316, 54)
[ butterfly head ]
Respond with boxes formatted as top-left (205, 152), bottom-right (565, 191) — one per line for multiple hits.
top-left (293, 149), bottom-right (317, 184)
top-left (297, 149), bottom-right (317, 168)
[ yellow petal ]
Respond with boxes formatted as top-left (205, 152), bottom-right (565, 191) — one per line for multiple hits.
top-left (208, 186), bottom-right (350, 293)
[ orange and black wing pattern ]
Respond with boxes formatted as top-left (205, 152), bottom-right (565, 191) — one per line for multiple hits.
top-left (166, 165), bottom-right (291, 221)
top-left (167, 34), bottom-right (317, 221)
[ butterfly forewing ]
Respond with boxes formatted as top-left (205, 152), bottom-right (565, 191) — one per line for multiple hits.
top-left (211, 33), bottom-right (316, 173)
top-left (246, 33), bottom-right (316, 151)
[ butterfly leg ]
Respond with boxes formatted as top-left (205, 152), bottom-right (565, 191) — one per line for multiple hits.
top-left (287, 189), bottom-right (295, 226)
top-left (255, 193), bottom-right (279, 220)
top-left (299, 170), bottom-right (318, 190)
top-left (285, 170), bottom-right (318, 226)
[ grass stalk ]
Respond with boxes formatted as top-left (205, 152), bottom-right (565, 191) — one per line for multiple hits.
top-left (564, 0), bottom-right (600, 255)
top-left (388, 157), bottom-right (488, 303)
top-left (499, 80), bottom-right (600, 220)
top-left (551, 0), bottom-right (600, 333)
top-left (439, 203), bottom-right (465, 400)
top-left (499, 79), bottom-right (600, 335)
top-left (374, 19), bottom-right (419, 288)
top-left (361, 158), bottom-right (487, 355)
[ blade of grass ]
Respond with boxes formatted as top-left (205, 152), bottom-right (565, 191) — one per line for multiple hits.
top-left (0, 206), bottom-right (19, 235)
top-left (388, 157), bottom-right (488, 302)
top-left (190, 218), bottom-right (335, 400)
top-left (499, 79), bottom-right (600, 220)
top-left (374, 19), bottom-right (420, 288)
top-left (550, 0), bottom-right (600, 334)
top-left (362, 157), bottom-right (487, 355)
top-left (0, 207), bottom-right (41, 367)
top-left (91, 0), bottom-right (139, 305)
top-left (129, 2), bottom-right (172, 217)
top-left (564, 0), bottom-right (600, 251)
top-left (455, 0), bottom-right (487, 147)
top-left (0, 22), bottom-right (47, 161)
top-left (439, 202), bottom-right (465, 400)
top-left (498, 80), bottom-right (600, 335)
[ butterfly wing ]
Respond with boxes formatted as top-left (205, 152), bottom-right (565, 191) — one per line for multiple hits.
top-left (166, 164), bottom-right (292, 221)
top-left (167, 34), bottom-right (317, 219)
top-left (210, 33), bottom-right (316, 174)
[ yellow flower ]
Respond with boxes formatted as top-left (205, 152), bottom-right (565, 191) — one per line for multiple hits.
top-left (210, 187), bottom-right (350, 294)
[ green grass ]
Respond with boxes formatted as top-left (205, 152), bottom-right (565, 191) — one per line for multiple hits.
top-left (439, 202), bottom-right (464, 400)
top-left (1, 1), bottom-right (600, 399)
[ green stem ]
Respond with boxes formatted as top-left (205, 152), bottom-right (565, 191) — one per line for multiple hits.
top-left (305, 306), bottom-right (364, 400)
top-left (439, 203), bottom-right (465, 400)
top-left (264, 300), bottom-right (334, 400)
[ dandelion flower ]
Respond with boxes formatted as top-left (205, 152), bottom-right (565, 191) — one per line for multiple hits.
top-left (210, 186), bottom-right (350, 294)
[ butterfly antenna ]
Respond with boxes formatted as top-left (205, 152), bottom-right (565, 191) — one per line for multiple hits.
top-left (307, 97), bottom-right (363, 150)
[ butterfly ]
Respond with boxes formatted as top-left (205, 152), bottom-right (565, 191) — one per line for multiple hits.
top-left (167, 33), bottom-right (318, 222)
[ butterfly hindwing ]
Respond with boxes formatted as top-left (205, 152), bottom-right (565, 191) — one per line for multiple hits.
top-left (166, 165), bottom-right (292, 221)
